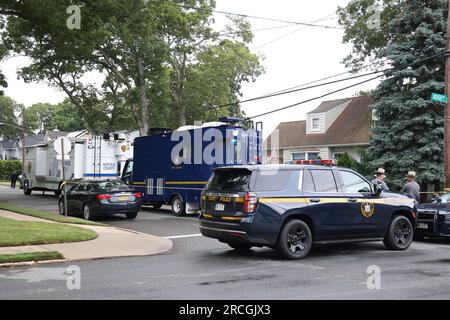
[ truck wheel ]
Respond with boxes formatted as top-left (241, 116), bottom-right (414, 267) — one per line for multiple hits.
top-left (126, 212), bottom-right (138, 219)
top-left (82, 203), bottom-right (95, 221)
top-left (383, 215), bottom-right (413, 250)
top-left (277, 219), bottom-right (312, 260)
top-left (227, 242), bottom-right (252, 252)
top-left (153, 203), bottom-right (163, 209)
top-left (171, 195), bottom-right (185, 217)
top-left (24, 188), bottom-right (32, 195)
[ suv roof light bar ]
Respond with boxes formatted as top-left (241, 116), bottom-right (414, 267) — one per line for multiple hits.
top-left (286, 159), bottom-right (336, 166)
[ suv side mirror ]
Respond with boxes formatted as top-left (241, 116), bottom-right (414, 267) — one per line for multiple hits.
top-left (372, 182), bottom-right (382, 197)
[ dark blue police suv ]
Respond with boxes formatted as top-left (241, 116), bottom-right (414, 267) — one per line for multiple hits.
top-left (199, 164), bottom-right (417, 259)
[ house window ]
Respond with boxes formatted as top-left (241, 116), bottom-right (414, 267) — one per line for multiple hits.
top-left (291, 152), bottom-right (319, 161)
top-left (311, 118), bottom-right (320, 131)
top-left (292, 153), bottom-right (306, 161)
top-left (308, 153), bottom-right (319, 160)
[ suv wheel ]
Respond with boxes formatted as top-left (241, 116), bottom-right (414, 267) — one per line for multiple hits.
top-left (83, 203), bottom-right (94, 221)
top-left (24, 187), bottom-right (32, 195)
top-left (277, 219), bottom-right (312, 260)
top-left (383, 215), bottom-right (413, 250)
top-left (227, 242), bottom-right (252, 252)
top-left (171, 196), bottom-right (185, 217)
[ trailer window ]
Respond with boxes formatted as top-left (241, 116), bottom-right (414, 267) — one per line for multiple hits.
top-left (207, 169), bottom-right (251, 192)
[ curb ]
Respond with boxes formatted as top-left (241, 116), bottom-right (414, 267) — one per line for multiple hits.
top-left (0, 259), bottom-right (68, 268)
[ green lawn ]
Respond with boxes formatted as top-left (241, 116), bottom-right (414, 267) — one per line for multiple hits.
top-left (0, 216), bottom-right (97, 247)
top-left (0, 202), bottom-right (106, 226)
top-left (0, 251), bottom-right (64, 264)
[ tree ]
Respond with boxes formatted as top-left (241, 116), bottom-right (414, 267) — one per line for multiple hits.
top-left (182, 38), bottom-right (264, 125)
top-left (337, 152), bottom-right (359, 170)
top-left (25, 99), bottom-right (88, 133)
top-left (0, 0), bottom-right (263, 135)
top-left (0, 95), bottom-right (22, 139)
top-left (338, 0), bottom-right (447, 189)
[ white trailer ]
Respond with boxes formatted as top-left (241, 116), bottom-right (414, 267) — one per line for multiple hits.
top-left (22, 132), bottom-right (135, 195)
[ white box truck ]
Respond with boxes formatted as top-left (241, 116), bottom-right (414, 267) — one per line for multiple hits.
top-left (22, 132), bottom-right (136, 195)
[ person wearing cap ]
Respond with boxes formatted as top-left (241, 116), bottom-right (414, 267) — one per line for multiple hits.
top-left (371, 168), bottom-right (389, 191)
top-left (401, 171), bottom-right (420, 202)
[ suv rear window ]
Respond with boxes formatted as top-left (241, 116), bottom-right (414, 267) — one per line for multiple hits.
top-left (254, 171), bottom-right (291, 191)
top-left (207, 169), bottom-right (251, 192)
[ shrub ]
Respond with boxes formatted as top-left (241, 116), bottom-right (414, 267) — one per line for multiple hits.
top-left (0, 160), bottom-right (22, 180)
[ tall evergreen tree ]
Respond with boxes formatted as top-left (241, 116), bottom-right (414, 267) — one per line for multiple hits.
top-left (339, 0), bottom-right (447, 189)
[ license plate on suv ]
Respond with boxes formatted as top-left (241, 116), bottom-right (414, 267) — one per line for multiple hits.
top-left (215, 203), bottom-right (225, 211)
top-left (417, 223), bottom-right (428, 229)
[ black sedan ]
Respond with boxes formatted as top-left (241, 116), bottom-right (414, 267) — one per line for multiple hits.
top-left (416, 193), bottom-right (450, 238)
top-left (58, 179), bottom-right (142, 220)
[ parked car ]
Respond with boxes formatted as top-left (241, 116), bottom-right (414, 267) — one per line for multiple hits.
top-left (415, 193), bottom-right (450, 238)
top-left (58, 179), bottom-right (142, 220)
top-left (199, 163), bottom-right (417, 260)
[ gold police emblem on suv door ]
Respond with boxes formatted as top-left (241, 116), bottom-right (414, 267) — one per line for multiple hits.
top-left (360, 202), bottom-right (375, 218)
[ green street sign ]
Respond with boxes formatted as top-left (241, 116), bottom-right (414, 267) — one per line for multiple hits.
top-left (431, 92), bottom-right (447, 103)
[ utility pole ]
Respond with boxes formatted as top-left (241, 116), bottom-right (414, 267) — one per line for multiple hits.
top-left (20, 106), bottom-right (26, 179)
top-left (445, 0), bottom-right (450, 189)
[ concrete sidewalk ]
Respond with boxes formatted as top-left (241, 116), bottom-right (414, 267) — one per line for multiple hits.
top-left (0, 210), bottom-right (173, 262)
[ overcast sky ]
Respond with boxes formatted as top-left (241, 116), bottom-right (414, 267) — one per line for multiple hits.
top-left (0, 0), bottom-right (380, 138)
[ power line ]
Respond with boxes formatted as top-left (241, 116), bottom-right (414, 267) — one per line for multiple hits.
top-left (251, 13), bottom-right (338, 50)
top-left (248, 75), bottom-right (383, 119)
top-left (212, 49), bottom-right (448, 110)
top-left (247, 51), bottom-right (449, 119)
top-left (215, 70), bottom-right (387, 109)
top-left (149, 0), bottom-right (343, 30)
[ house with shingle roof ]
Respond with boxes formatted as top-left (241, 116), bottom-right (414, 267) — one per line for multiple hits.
top-left (0, 140), bottom-right (19, 160)
top-left (265, 96), bottom-right (374, 164)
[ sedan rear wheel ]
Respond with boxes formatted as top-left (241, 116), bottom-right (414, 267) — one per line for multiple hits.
top-left (126, 212), bottom-right (138, 219)
top-left (277, 219), bottom-right (312, 260)
top-left (83, 204), bottom-right (94, 221)
top-left (58, 200), bottom-right (66, 216)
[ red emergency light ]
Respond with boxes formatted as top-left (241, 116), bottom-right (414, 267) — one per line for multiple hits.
top-left (288, 159), bottom-right (336, 165)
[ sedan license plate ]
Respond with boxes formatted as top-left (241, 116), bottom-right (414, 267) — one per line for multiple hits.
top-left (215, 203), bottom-right (225, 211)
top-left (118, 196), bottom-right (129, 202)
top-left (417, 223), bottom-right (428, 229)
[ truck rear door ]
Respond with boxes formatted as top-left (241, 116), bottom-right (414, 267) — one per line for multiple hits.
top-left (202, 168), bottom-right (253, 219)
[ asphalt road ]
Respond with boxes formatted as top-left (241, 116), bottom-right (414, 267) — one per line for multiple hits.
top-left (1, 186), bottom-right (450, 299)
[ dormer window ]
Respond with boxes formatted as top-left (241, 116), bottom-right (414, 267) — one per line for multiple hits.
top-left (311, 118), bottom-right (320, 132)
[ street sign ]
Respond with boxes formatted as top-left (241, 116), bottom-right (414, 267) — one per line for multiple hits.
top-left (431, 92), bottom-right (447, 103)
top-left (54, 137), bottom-right (71, 155)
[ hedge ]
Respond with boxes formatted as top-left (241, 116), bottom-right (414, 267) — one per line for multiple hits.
top-left (0, 160), bottom-right (22, 180)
